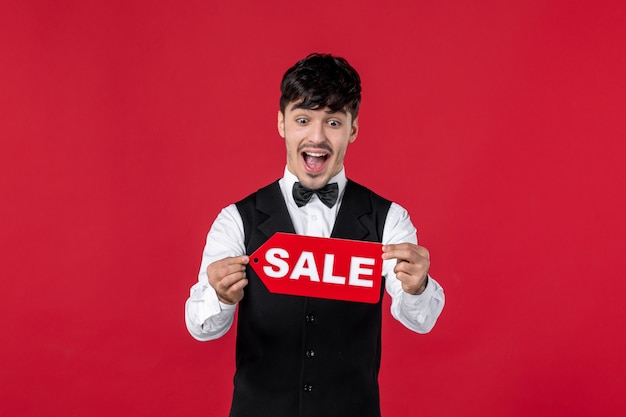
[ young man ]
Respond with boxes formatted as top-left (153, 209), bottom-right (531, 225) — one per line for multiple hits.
top-left (185, 53), bottom-right (445, 417)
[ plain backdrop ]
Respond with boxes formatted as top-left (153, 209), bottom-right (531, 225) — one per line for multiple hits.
top-left (1, 0), bottom-right (625, 416)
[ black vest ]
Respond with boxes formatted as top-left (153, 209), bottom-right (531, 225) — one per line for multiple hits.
top-left (231, 180), bottom-right (391, 417)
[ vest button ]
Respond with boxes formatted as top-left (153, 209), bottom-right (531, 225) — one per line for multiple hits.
top-left (305, 314), bottom-right (315, 323)
top-left (303, 384), bottom-right (313, 392)
top-left (306, 349), bottom-right (315, 358)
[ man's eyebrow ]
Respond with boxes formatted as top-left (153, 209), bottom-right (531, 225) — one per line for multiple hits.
top-left (325, 108), bottom-right (347, 115)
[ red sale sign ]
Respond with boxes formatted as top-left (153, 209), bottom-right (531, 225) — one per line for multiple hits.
top-left (249, 233), bottom-right (384, 303)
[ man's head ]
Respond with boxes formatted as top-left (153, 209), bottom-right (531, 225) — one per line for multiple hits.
top-left (278, 53), bottom-right (362, 190)
top-left (279, 53), bottom-right (362, 120)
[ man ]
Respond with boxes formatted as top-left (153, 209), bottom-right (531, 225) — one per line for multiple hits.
top-left (185, 53), bottom-right (445, 417)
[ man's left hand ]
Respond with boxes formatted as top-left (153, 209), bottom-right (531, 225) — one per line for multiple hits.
top-left (382, 243), bottom-right (430, 295)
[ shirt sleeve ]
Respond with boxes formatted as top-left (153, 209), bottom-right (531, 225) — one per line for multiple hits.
top-left (382, 203), bottom-right (445, 334)
top-left (184, 204), bottom-right (246, 341)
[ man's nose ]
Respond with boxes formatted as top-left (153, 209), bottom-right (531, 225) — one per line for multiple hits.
top-left (309, 121), bottom-right (326, 144)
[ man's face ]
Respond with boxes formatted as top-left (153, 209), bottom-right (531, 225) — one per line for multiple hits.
top-left (278, 103), bottom-right (358, 190)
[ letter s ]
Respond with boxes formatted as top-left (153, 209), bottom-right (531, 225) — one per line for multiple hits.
top-left (264, 248), bottom-right (290, 278)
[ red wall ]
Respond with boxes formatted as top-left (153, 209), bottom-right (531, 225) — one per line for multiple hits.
top-left (1, 1), bottom-right (625, 416)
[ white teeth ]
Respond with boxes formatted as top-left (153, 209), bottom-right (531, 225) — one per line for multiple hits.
top-left (305, 152), bottom-right (327, 157)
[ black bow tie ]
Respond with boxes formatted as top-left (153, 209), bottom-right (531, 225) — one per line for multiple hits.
top-left (292, 182), bottom-right (339, 208)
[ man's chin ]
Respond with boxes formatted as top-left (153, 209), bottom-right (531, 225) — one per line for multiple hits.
top-left (299, 174), bottom-right (329, 190)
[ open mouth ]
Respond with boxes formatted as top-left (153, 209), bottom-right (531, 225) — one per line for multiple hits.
top-left (302, 151), bottom-right (329, 173)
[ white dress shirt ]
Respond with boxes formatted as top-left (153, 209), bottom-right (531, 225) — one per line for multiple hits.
top-left (185, 167), bottom-right (445, 341)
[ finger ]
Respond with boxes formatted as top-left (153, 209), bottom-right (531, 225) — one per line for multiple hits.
top-left (227, 276), bottom-right (249, 292)
top-left (413, 246), bottom-right (430, 260)
top-left (216, 255), bottom-right (250, 267)
top-left (208, 256), bottom-right (250, 281)
top-left (219, 269), bottom-right (248, 289)
top-left (394, 261), bottom-right (429, 294)
top-left (214, 270), bottom-right (248, 304)
top-left (218, 277), bottom-right (249, 305)
top-left (394, 260), bottom-right (429, 277)
top-left (382, 244), bottom-right (430, 262)
top-left (382, 246), bottom-right (416, 262)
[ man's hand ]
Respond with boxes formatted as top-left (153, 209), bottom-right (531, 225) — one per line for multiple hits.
top-left (382, 243), bottom-right (430, 295)
top-left (207, 256), bottom-right (250, 304)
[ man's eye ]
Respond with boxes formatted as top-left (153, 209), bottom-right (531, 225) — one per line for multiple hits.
top-left (328, 120), bottom-right (341, 127)
top-left (296, 118), bottom-right (308, 124)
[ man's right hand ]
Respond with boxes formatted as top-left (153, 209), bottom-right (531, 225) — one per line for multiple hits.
top-left (207, 256), bottom-right (250, 305)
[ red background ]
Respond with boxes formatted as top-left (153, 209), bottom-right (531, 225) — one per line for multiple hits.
top-left (1, 1), bottom-right (625, 416)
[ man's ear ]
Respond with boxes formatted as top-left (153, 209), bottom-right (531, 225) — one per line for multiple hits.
top-left (349, 116), bottom-right (359, 143)
top-left (277, 110), bottom-right (285, 138)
